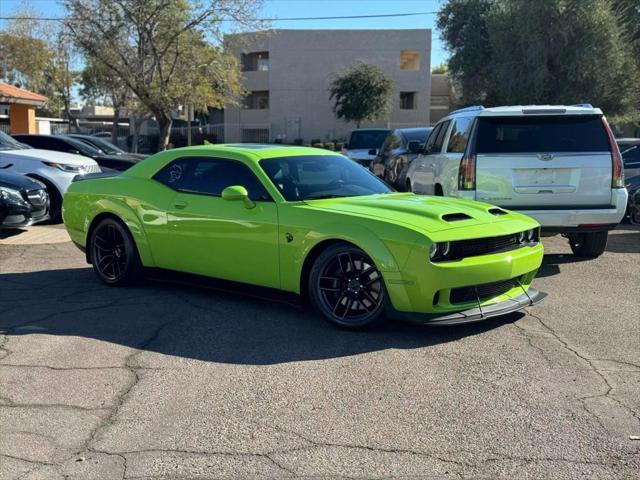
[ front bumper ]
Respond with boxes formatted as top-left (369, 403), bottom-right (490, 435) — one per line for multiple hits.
top-left (389, 287), bottom-right (546, 325)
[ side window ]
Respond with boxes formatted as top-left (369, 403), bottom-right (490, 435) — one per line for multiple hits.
top-left (432, 121), bottom-right (451, 154)
top-left (446, 117), bottom-right (474, 153)
top-left (154, 157), bottom-right (271, 201)
top-left (424, 123), bottom-right (443, 154)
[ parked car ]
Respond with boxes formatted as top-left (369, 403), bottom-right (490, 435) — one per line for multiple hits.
top-left (12, 134), bottom-right (141, 172)
top-left (406, 105), bottom-right (627, 258)
top-left (66, 134), bottom-right (147, 161)
top-left (0, 131), bottom-right (99, 222)
top-left (341, 128), bottom-right (391, 167)
top-left (370, 127), bottom-right (433, 191)
top-left (625, 174), bottom-right (640, 225)
top-left (617, 138), bottom-right (640, 178)
top-left (0, 169), bottom-right (49, 228)
top-left (91, 131), bottom-right (128, 150)
top-left (63, 144), bottom-right (545, 329)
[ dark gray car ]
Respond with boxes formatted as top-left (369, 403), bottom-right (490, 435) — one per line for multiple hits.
top-left (370, 127), bottom-right (433, 191)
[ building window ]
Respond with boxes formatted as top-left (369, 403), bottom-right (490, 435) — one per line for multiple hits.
top-left (400, 92), bottom-right (417, 110)
top-left (243, 91), bottom-right (269, 110)
top-left (400, 50), bottom-right (420, 70)
top-left (242, 51), bottom-right (269, 71)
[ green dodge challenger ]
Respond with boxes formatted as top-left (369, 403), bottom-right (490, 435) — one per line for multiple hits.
top-left (62, 144), bottom-right (545, 328)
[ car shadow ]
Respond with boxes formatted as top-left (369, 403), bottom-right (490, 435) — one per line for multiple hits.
top-left (605, 225), bottom-right (640, 254)
top-left (0, 267), bottom-right (521, 366)
top-left (536, 253), bottom-right (590, 278)
top-left (0, 228), bottom-right (26, 240)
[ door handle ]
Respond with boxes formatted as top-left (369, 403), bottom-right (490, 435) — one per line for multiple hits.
top-left (174, 200), bottom-right (188, 209)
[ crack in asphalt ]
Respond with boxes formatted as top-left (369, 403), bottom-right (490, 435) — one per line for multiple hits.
top-left (520, 309), bottom-right (640, 431)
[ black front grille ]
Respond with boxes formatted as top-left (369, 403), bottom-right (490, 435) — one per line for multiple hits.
top-left (450, 278), bottom-right (520, 304)
top-left (446, 233), bottom-right (527, 261)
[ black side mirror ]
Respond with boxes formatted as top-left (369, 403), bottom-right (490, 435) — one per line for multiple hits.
top-left (368, 148), bottom-right (378, 156)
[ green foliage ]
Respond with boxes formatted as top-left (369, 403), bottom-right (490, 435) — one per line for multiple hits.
top-left (63, 0), bottom-right (263, 150)
top-left (438, 0), bottom-right (640, 116)
top-left (329, 62), bottom-right (393, 128)
top-left (432, 63), bottom-right (449, 74)
top-left (0, 12), bottom-right (78, 118)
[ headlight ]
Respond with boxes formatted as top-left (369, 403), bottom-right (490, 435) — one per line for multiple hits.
top-left (42, 161), bottom-right (86, 174)
top-left (527, 229), bottom-right (536, 242)
top-left (517, 231), bottom-right (527, 243)
top-left (0, 186), bottom-right (27, 205)
top-left (429, 241), bottom-right (452, 261)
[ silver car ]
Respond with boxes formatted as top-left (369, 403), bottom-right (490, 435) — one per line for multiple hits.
top-left (341, 128), bottom-right (391, 168)
top-left (0, 131), bottom-right (100, 223)
top-left (407, 105), bottom-right (627, 258)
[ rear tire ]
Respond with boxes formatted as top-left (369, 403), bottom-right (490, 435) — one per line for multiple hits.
top-left (568, 231), bottom-right (608, 258)
top-left (406, 179), bottom-right (413, 193)
top-left (308, 243), bottom-right (388, 329)
top-left (89, 217), bottom-right (142, 286)
top-left (434, 184), bottom-right (443, 196)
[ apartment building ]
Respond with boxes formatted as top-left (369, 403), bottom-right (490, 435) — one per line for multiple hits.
top-left (224, 29), bottom-right (432, 143)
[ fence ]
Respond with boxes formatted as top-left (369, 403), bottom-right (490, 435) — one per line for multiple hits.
top-left (0, 123), bottom-right (10, 134)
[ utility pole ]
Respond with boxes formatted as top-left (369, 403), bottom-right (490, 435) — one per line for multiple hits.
top-left (187, 104), bottom-right (194, 146)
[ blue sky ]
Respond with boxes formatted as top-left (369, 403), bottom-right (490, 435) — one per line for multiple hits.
top-left (1, 0), bottom-right (447, 66)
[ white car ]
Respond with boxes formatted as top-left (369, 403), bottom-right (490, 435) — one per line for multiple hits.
top-left (0, 131), bottom-right (100, 222)
top-left (406, 105), bottom-right (627, 258)
top-left (341, 128), bottom-right (391, 168)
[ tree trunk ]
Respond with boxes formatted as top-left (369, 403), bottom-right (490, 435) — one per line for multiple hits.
top-left (155, 110), bottom-right (172, 152)
top-left (111, 107), bottom-right (121, 146)
top-left (132, 116), bottom-right (142, 154)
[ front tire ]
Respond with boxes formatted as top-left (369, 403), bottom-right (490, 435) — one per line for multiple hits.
top-left (568, 231), bottom-right (608, 258)
top-left (90, 217), bottom-right (142, 286)
top-left (308, 243), bottom-right (387, 329)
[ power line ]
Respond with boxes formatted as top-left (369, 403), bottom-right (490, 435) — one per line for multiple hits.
top-left (0, 11), bottom-right (438, 22)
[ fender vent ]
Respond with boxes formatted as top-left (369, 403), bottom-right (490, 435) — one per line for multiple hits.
top-left (488, 208), bottom-right (508, 216)
top-left (441, 212), bottom-right (472, 222)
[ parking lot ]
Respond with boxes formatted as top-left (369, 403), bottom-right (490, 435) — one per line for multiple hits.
top-left (1, 224), bottom-right (638, 479)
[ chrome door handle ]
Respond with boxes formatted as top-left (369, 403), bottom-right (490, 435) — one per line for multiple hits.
top-left (174, 200), bottom-right (188, 209)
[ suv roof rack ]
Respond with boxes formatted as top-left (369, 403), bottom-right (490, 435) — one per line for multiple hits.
top-left (448, 105), bottom-right (485, 115)
top-left (572, 103), bottom-right (593, 108)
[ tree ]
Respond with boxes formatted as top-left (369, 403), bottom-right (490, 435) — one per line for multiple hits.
top-left (63, 0), bottom-right (264, 151)
top-left (438, 0), bottom-right (640, 116)
top-left (0, 9), bottom-right (79, 121)
top-left (81, 59), bottom-right (134, 144)
top-left (432, 63), bottom-right (449, 74)
top-left (329, 62), bottom-right (393, 128)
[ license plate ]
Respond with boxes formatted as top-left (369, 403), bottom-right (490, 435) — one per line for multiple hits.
top-left (515, 168), bottom-right (568, 186)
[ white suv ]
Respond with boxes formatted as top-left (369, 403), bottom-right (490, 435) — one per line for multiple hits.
top-left (0, 131), bottom-right (100, 223)
top-left (406, 105), bottom-right (627, 258)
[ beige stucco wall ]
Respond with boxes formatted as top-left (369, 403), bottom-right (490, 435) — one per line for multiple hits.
top-left (225, 29), bottom-right (432, 143)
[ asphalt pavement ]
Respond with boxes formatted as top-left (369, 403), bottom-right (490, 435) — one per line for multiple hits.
top-left (0, 225), bottom-right (638, 479)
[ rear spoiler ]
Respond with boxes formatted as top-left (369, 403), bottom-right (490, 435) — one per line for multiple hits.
top-left (72, 170), bottom-right (120, 182)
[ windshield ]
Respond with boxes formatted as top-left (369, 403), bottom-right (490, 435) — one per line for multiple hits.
top-left (0, 131), bottom-right (30, 150)
top-left (476, 115), bottom-right (609, 153)
top-left (81, 136), bottom-right (125, 155)
top-left (63, 137), bottom-right (103, 157)
top-left (260, 155), bottom-right (392, 201)
top-left (348, 130), bottom-right (390, 150)
top-left (404, 128), bottom-right (432, 142)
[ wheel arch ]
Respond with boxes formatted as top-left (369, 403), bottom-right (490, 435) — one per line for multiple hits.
top-left (83, 200), bottom-right (155, 267)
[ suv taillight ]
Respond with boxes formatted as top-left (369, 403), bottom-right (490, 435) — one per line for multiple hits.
top-left (602, 116), bottom-right (624, 188)
top-left (458, 120), bottom-right (478, 191)
top-left (458, 154), bottom-right (476, 190)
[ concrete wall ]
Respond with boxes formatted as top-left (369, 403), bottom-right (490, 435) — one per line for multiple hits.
top-left (225, 29), bottom-right (432, 143)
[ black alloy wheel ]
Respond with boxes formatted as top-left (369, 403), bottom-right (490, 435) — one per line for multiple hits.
top-left (90, 218), bottom-right (141, 285)
top-left (309, 244), bottom-right (387, 328)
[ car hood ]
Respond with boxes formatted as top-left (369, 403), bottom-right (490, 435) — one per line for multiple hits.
top-left (0, 170), bottom-right (45, 191)
top-left (97, 154), bottom-right (141, 164)
top-left (0, 148), bottom-right (98, 166)
top-left (304, 193), bottom-right (528, 233)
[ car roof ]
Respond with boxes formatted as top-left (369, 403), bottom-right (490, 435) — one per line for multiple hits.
top-left (123, 144), bottom-right (344, 179)
top-left (444, 104), bottom-right (603, 119)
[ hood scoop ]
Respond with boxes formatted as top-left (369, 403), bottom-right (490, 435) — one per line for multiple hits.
top-left (441, 212), bottom-right (473, 222)
top-left (488, 208), bottom-right (509, 216)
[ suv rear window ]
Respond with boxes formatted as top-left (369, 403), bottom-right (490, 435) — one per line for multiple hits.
top-left (476, 115), bottom-right (610, 153)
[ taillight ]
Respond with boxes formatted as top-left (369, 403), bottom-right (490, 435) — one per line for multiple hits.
top-left (458, 120), bottom-right (478, 191)
top-left (602, 116), bottom-right (624, 188)
top-left (458, 154), bottom-right (476, 190)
